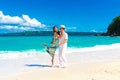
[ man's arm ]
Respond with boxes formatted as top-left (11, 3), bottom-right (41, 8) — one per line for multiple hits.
top-left (58, 39), bottom-right (68, 46)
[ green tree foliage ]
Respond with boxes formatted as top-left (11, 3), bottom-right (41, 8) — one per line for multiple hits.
top-left (107, 16), bottom-right (120, 36)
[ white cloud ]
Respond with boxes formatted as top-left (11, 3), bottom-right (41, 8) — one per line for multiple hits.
top-left (91, 29), bottom-right (97, 32)
top-left (0, 25), bottom-right (18, 30)
top-left (66, 26), bottom-right (77, 31)
top-left (67, 27), bottom-right (77, 29)
top-left (0, 25), bottom-right (36, 32)
top-left (0, 11), bottom-right (45, 28)
top-left (0, 11), bottom-right (4, 17)
top-left (0, 11), bottom-right (23, 24)
top-left (19, 26), bottom-right (33, 31)
top-left (21, 15), bottom-right (45, 27)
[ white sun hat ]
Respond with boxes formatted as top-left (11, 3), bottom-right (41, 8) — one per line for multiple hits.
top-left (60, 25), bottom-right (66, 29)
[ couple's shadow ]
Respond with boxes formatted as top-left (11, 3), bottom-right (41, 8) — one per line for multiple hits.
top-left (25, 64), bottom-right (52, 68)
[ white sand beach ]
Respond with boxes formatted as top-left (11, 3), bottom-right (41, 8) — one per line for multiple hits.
top-left (1, 60), bottom-right (120, 80)
top-left (0, 44), bottom-right (120, 80)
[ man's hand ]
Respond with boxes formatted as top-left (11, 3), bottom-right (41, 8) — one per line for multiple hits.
top-left (58, 43), bottom-right (61, 46)
top-left (58, 39), bottom-right (67, 46)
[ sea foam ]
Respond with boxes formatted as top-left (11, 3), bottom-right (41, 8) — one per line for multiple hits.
top-left (67, 43), bottom-right (120, 53)
top-left (0, 43), bottom-right (120, 59)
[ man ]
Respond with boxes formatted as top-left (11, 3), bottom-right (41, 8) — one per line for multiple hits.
top-left (58, 25), bottom-right (68, 68)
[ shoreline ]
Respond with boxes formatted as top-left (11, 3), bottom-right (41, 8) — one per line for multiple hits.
top-left (1, 42), bottom-right (120, 60)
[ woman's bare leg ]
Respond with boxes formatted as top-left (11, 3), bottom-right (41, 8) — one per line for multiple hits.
top-left (51, 55), bottom-right (55, 66)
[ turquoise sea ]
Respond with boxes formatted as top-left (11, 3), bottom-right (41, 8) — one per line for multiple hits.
top-left (0, 36), bottom-right (120, 53)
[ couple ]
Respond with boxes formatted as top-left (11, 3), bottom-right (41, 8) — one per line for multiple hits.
top-left (43, 25), bottom-right (68, 68)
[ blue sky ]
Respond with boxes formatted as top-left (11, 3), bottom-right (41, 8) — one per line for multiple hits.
top-left (0, 0), bottom-right (120, 33)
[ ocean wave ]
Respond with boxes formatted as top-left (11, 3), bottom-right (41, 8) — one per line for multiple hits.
top-left (0, 50), bottom-right (46, 59)
top-left (67, 43), bottom-right (120, 53)
top-left (0, 43), bottom-right (120, 59)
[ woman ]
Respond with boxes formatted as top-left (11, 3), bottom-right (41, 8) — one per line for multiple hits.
top-left (42, 26), bottom-right (60, 66)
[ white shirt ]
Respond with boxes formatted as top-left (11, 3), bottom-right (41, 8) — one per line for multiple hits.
top-left (59, 32), bottom-right (68, 47)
